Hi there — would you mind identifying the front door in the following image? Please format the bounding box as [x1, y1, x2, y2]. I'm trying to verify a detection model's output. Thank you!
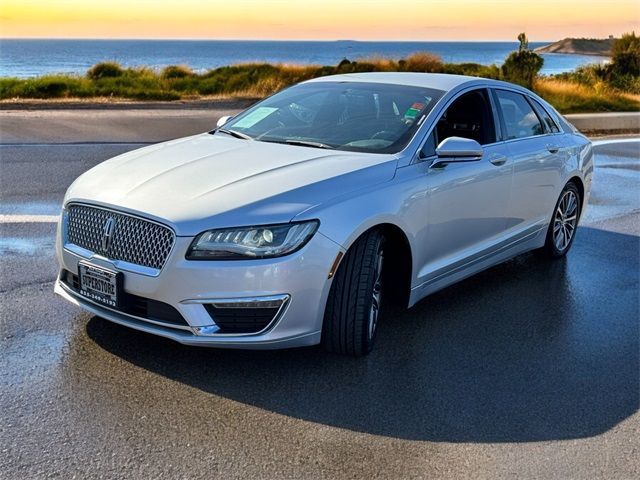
[415, 89, 513, 288]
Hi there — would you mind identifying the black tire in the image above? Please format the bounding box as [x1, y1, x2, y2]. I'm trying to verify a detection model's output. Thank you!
[540, 182, 581, 259]
[321, 230, 385, 356]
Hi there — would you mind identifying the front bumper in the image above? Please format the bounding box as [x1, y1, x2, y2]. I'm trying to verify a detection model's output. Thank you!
[55, 227, 343, 349]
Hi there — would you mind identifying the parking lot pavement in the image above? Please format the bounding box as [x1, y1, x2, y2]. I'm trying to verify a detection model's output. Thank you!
[0, 136, 638, 479]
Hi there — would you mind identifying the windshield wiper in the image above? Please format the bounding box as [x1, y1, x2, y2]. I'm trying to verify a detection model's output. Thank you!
[283, 139, 334, 150]
[215, 128, 253, 140]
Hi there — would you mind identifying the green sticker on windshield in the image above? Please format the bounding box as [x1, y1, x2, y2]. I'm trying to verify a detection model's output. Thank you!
[233, 107, 278, 128]
[404, 107, 420, 119]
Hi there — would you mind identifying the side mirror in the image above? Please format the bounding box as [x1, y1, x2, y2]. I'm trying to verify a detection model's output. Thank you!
[432, 136, 483, 167]
[216, 115, 233, 128]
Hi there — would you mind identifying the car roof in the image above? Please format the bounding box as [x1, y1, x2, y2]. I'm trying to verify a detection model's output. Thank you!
[305, 72, 522, 93]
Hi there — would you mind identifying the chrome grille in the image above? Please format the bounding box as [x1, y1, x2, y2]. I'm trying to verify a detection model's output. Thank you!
[65, 204, 175, 270]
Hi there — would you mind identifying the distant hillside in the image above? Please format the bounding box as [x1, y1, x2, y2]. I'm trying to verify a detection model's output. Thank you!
[534, 38, 614, 56]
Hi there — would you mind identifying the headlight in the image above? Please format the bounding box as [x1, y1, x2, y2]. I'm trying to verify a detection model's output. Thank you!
[186, 221, 319, 260]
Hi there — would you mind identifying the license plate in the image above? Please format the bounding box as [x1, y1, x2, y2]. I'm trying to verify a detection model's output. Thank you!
[78, 262, 121, 308]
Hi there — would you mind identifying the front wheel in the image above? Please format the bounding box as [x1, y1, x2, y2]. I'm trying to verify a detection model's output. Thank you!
[541, 182, 581, 258]
[322, 230, 385, 356]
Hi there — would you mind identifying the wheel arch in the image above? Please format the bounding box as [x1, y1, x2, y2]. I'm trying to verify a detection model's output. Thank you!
[338, 222, 413, 309]
[567, 175, 584, 201]
[567, 175, 585, 218]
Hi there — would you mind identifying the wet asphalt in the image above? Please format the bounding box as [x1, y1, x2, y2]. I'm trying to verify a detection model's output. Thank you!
[0, 127, 639, 479]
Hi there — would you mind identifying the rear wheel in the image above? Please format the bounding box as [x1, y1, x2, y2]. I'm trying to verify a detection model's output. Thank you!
[541, 182, 581, 258]
[322, 230, 385, 356]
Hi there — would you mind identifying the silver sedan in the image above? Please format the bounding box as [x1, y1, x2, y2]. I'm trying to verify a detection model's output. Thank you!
[55, 72, 593, 355]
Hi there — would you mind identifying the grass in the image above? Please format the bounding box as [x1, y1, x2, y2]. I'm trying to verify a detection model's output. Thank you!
[534, 78, 640, 113]
[1, 56, 638, 113]
[0, 72, 182, 101]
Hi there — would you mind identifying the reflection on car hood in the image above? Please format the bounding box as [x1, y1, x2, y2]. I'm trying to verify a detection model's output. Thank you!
[64, 133, 398, 235]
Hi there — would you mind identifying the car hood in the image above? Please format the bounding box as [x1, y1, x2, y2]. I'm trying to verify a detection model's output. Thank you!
[64, 133, 398, 236]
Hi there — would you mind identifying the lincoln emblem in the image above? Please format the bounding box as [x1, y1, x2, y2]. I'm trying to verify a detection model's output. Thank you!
[101, 217, 116, 252]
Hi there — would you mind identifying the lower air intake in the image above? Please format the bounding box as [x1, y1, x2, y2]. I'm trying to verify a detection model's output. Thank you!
[203, 296, 288, 334]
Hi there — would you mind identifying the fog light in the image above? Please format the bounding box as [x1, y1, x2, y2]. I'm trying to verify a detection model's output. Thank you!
[192, 325, 219, 336]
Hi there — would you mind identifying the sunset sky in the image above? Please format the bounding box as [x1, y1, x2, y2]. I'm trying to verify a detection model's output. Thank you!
[2, 0, 639, 41]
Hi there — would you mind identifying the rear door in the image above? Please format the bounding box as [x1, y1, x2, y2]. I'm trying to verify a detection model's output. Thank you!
[492, 89, 566, 235]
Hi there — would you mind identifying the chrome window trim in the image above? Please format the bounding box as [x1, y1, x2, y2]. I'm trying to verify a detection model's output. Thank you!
[528, 96, 562, 134]
[499, 88, 566, 138]
[490, 132, 560, 147]
[63, 202, 176, 277]
[531, 96, 571, 134]
[486, 86, 504, 141]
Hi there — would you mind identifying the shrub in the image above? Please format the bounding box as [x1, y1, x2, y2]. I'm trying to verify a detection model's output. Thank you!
[198, 76, 225, 95]
[335, 59, 356, 73]
[501, 33, 544, 89]
[357, 56, 399, 72]
[609, 73, 640, 94]
[610, 31, 640, 77]
[87, 62, 124, 80]
[18, 76, 85, 98]
[561, 63, 609, 86]
[403, 52, 443, 72]
[33, 80, 68, 97]
[443, 62, 501, 79]
[168, 76, 201, 93]
[0, 78, 23, 98]
[248, 76, 287, 96]
[161, 65, 193, 79]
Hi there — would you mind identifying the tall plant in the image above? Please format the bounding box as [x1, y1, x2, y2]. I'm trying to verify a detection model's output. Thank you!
[502, 33, 544, 89]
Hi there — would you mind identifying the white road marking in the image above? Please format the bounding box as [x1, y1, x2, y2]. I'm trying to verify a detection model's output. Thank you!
[0, 214, 59, 223]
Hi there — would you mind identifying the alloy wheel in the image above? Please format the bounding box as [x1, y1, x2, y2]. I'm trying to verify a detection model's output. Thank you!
[553, 190, 579, 252]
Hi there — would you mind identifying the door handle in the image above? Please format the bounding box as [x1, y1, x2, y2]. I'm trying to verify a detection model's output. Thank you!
[546, 144, 560, 154]
[489, 153, 508, 166]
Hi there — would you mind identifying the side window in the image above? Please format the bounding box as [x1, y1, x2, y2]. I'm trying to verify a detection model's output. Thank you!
[530, 98, 561, 133]
[435, 89, 496, 145]
[494, 90, 545, 140]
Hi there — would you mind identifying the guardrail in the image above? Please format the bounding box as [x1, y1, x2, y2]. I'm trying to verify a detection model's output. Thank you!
[566, 112, 640, 135]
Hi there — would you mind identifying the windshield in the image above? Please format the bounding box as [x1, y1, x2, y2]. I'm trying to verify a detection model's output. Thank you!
[217, 81, 444, 154]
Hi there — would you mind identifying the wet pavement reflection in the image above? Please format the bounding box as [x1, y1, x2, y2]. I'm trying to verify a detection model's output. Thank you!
[1, 139, 638, 478]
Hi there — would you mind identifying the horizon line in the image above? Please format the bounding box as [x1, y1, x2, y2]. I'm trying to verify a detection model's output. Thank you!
[0, 37, 562, 43]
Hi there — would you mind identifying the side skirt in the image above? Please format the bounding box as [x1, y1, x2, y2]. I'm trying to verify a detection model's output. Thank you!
[409, 224, 546, 307]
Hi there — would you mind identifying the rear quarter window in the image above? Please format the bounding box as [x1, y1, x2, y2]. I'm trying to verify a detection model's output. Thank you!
[530, 98, 561, 133]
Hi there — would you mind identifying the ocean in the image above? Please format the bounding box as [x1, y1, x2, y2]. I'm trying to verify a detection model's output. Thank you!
[0, 39, 608, 78]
